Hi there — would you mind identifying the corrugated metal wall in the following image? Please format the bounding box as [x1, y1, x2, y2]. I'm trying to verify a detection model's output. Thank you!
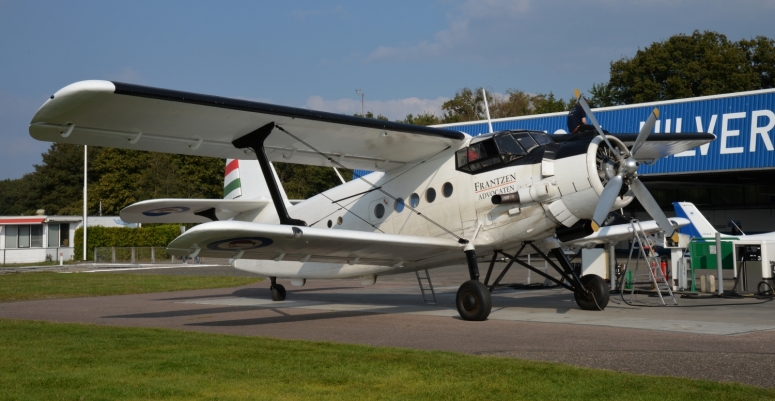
[435, 89, 775, 176]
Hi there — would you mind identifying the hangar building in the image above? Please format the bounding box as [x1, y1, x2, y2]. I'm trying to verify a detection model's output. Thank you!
[433, 89, 775, 234]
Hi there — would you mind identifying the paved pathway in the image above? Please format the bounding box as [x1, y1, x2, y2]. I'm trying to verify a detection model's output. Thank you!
[0, 265, 773, 388]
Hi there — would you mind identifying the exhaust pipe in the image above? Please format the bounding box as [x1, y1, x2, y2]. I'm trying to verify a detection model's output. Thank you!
[555, 220, 595, 243]
[491, 193, 520, 205]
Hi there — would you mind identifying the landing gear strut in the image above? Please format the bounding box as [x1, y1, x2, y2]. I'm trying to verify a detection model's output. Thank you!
[482, 242, 609, 311]
[456, 249, 492, 321]
[269, 277, 286, 301]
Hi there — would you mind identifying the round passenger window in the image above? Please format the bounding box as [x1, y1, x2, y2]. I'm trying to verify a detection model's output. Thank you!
[442, 182, 453, 197]
[374, 203, 385, 219]
[327, 220, 332, 228]
[395, 198, 405, 213]
[410, 193, 420, 208]
[426, 188, 436, 203]
[337, 216, 343, 225]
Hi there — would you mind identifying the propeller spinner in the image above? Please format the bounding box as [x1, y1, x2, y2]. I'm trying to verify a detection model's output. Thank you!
[574, 90, 678, 242]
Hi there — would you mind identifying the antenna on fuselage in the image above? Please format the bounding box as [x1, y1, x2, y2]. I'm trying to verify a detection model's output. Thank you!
[482, 88, 494, 134]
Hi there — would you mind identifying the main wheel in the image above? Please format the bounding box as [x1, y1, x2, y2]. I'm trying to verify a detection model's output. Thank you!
[456, 280, 492, 321]
[271, 284, 287, 301]
[574, 275, 609, 310]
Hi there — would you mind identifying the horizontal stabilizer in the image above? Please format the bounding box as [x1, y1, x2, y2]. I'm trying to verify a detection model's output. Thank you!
[120, 198, 271, 223]
[167, 221, 464, 265]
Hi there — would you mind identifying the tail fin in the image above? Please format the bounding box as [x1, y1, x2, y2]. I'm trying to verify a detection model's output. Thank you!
[672, 202, 719, 238]
[224, 159, 291, 207]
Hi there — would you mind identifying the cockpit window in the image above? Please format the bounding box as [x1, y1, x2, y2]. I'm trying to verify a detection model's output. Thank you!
[530, 132, 554, 145]
[513, 133, 539, 153]
[494, 134, 526, 163]
[456, 131, 550, 174]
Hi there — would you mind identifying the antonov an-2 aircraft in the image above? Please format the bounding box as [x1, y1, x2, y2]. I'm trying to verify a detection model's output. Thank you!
[29, 81, 714, 321]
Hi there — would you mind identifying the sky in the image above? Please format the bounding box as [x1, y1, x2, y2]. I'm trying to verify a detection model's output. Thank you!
[1, 0, 774, 180]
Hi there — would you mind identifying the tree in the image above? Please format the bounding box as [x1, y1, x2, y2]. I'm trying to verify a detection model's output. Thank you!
[595, 30, 773, 106]
[402, 112, 441, 126]
[440, 87, 492, 123]
[355, 111, 388, 121]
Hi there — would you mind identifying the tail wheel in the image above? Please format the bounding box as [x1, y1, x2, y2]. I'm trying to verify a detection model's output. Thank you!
[456, 280, 492, 321]
[575, 275, 609, 310]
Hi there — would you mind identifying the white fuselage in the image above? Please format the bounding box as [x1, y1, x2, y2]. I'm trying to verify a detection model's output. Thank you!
[233, 135, 632, 281]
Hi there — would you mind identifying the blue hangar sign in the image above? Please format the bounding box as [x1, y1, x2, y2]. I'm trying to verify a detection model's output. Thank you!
[434, 89, 775, 176]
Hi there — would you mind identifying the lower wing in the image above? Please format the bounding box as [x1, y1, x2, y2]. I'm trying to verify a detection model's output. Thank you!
[168, 221, 464, 266]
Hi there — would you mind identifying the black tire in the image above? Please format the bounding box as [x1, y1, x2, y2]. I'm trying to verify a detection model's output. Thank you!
[456, 280, 492, 321]
[574, 275, 609, 310]
[271, 284, 287, 301]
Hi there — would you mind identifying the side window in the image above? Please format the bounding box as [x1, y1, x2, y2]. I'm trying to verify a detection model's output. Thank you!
[409, 193, 420, 208]
[513, 133, 539, 153]
[531, 132, 554, 145]
[442, 182, 453, 197]
[5, 225, 18, 248]
[426, 188, 436, 203]
[494, 135, 526, 163]
[374, 203, 385, 219]
[395, 198, 405, 212]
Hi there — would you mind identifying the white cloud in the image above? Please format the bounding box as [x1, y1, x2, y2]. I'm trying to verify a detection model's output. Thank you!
[105, 67, 145, 84]
[303, 95, 449, 121]
[367, 0, 531, 63]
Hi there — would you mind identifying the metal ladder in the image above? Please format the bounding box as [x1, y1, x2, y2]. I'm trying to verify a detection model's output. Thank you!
[415, 269, 437, 304]
[623, 219, 678, 306]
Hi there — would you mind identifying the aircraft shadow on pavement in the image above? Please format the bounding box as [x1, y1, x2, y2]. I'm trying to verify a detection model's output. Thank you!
[185, 308, 381, 327]
[102, 306, 264, 319]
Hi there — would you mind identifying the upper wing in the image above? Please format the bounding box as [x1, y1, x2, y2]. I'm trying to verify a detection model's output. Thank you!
[120, 198, 271, 224]
[561, 217, 690, 248]
[611, 133, 715, 160]
[167, 220, 464, 266]
[29, 81, 466, 172]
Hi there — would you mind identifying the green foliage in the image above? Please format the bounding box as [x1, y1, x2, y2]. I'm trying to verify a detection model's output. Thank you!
[440, 87, 490, 123]
[598, 30, 775, 105]
[0, 272, 261, 301]
[0, 144, 225, 216]
[354, 111, 389, 120]
[1, 319, 772, 400]
[274, 163, 353, 199]
[74, 225, 183, 261]
[90, 148, 224, 215]
[402, 112, 441, 126]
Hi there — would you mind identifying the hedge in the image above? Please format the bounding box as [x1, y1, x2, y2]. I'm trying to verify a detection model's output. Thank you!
[74, 225, 183, 261]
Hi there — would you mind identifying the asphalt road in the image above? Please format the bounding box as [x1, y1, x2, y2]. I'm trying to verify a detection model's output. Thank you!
[1, 263, 773, 388]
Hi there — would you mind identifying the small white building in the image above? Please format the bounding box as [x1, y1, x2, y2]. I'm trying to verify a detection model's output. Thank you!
[0, 214, 133, 265]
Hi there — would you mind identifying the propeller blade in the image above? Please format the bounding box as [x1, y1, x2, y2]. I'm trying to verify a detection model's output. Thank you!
[630, 108, 659, 157]
[592, 175, 623, 231]
[574, 89, 621, 161]
[630, 177, 677, 239]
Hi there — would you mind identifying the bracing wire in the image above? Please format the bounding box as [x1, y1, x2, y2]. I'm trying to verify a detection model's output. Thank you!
[275, 124, 468, 244]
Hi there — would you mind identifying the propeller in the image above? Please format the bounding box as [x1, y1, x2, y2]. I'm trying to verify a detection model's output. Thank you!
[575, 90, 678, 241]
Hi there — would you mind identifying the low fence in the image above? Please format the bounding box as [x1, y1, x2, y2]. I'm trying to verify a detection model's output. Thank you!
[93, 247, 230, 265]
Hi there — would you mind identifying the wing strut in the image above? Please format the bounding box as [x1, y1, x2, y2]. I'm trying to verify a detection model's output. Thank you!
[232, 122, 307, 226]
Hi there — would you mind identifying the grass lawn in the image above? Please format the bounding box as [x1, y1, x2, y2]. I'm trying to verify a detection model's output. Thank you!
[0, 272, 262, 302]
[0, 319, 772, 400]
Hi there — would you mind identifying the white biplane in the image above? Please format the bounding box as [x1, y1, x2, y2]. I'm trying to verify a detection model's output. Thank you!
[29, 81, 713, 320]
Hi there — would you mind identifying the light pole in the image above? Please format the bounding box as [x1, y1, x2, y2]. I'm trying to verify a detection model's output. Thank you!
[355, 89, 364, 117]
